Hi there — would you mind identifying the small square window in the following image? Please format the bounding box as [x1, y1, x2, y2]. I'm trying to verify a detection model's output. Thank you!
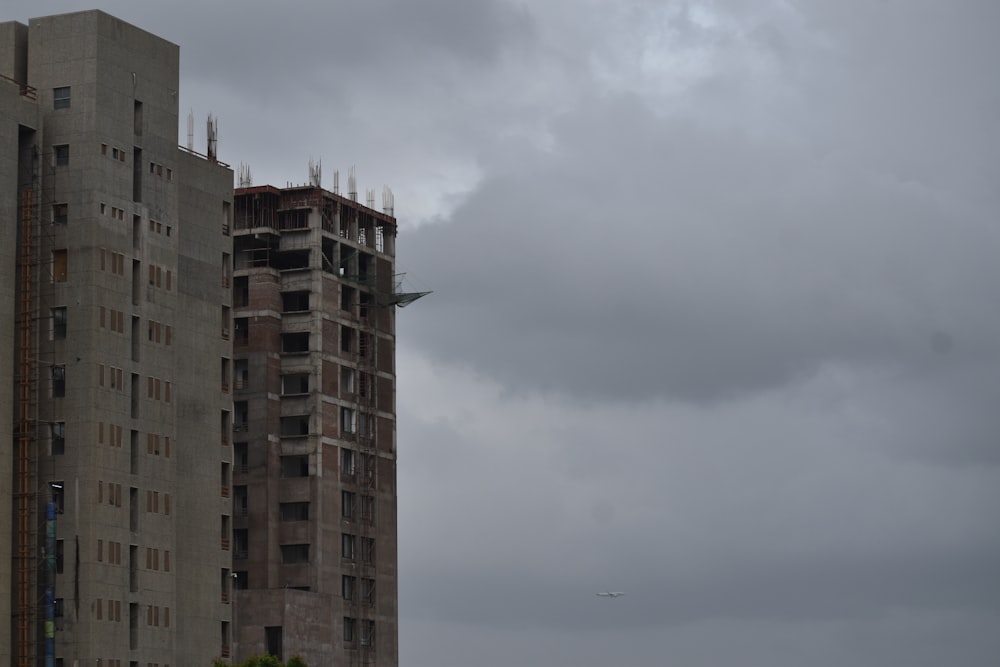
[54, 144, 69, 166]
[53, 86, 70, 110]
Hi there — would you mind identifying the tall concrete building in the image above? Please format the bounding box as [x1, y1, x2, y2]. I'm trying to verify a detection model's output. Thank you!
[1, 11, 234, 666]
[230, 180, 416, 666]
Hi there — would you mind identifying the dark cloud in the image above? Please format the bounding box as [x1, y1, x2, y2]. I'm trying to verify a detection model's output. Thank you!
[401, 92, 1000, 403]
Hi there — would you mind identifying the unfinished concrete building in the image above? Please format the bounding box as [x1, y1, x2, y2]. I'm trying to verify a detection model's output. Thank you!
[1, 11, 234, 666]
[231, 178, 419, 666]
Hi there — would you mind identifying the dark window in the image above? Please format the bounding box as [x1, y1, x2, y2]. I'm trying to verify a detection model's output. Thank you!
[279, 502, 309, 522]
[279, 416, 309, 437]
[280, 544, 309, 564]
[281, 291, 310, 312]
[234, 529, 248, 559]
[361, 537, 375, 563]
[234, 318, 248, 345]
[341, 533, 356, 560]
[279, 455, 309, 478]
[280, 332, 309, 354]
[52, 203, 67, 225]
[361, 620, 375, 647]
[343, 617, 356, 642]
[265, 626, 283, 661]
[55, 539, 64, 574]
[53, 86, 70, 109]
[342, 575, 356, 600]
[54, 144, 69, 166]
[52, 307, 66, 339]
[340, 448, 355, 476]
[51, 366, 65, 397]
[342, 491, 355, 519]
[51, 422, 65, 455]
[281, 373, 309, 395]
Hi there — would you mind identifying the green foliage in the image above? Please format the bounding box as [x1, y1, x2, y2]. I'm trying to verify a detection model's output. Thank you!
[214, 655, 307, 667]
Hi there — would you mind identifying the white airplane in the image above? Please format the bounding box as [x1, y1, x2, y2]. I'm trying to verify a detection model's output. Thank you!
[595, 591, 626, 598]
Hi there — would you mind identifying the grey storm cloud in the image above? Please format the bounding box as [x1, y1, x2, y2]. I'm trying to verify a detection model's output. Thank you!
[401, 92, 1000, 403]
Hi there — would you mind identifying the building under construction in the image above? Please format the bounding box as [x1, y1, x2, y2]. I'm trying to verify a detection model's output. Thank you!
[1, 11, 234, 666]
[230, 172, 420, 665]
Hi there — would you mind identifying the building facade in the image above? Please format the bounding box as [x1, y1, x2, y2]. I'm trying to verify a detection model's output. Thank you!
[1, 11, 234, 666]
[231, 183, 404, 666]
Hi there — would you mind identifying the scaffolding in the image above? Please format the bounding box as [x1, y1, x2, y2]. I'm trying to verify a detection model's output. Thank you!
[15, 180, 38, 667]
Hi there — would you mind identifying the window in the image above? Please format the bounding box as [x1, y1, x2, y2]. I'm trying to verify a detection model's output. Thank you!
[342, 575, 356, 600]
[280, 544, 309, 564]
[234, 318, 248, 345]
[280, 502, 309, 522]
[54, 144, 69, 166]
[361, 537, 375, 564]
[341, 407, 356, 434]
[340, 448, 355, 476]
[51, 422, 65, 455]
[281, 373, 309, 395]
[49, 482, 64, 513]
[52, 307, 66, 339]
[279, 455, 309, 478]
[234, 529, 248, 559]
[281, 291, 309, 312]
[341, 491, 355, 519]
[340, 367, 355, 394]
[280, 332, 309, 354]
[51, 366, 66, 397]
[53, 86, 71, 109]
[361, 495, 374, 523]
[343, 617, 356, 643]
[279, 415, 309, 437]
[52, 203, 68, 224]
[52, 249, 67, 282]
[341, 533, 356, 560]
[361, 620, 375, 647]
[362, 577, 375, 604]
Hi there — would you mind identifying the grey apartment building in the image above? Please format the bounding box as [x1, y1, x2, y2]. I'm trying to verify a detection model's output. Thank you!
[1, 11, 234, 666]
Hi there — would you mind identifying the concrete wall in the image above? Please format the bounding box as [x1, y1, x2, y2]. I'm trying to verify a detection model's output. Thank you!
[0, 48, 40, 667]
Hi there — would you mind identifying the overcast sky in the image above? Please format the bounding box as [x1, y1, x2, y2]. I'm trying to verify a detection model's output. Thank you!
[10, 1, 1000, 665]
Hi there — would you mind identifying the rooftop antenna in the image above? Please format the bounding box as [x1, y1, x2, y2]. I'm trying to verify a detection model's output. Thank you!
[186, 110, 194, 151]
[237, 162, 252, 188]
[366, 188, 376, 209]
[206, 114, 218, 161]
[333, 169, 340, 195]
[308, 158, 322, 187]
[348, 165, 357, 202]
[382, 186, 394, 217]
